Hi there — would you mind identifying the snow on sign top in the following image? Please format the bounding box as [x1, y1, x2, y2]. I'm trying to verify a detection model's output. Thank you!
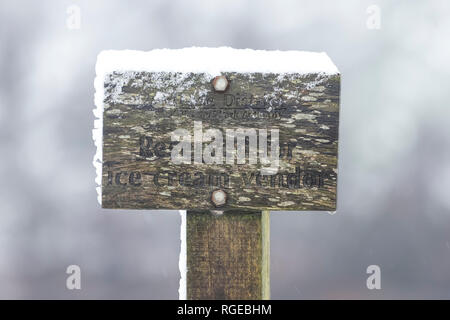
[95, 47, 339, 77]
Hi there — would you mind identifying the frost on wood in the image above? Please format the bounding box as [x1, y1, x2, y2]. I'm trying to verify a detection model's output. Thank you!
[94, 47, 340, 211]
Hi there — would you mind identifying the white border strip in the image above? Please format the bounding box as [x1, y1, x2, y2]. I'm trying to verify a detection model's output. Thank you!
[178, 210, 187, 300]
[93, 55, 104, 205]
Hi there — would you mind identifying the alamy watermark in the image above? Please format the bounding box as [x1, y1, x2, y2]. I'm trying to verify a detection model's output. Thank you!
[66, 265, 81, 290]
[366, 265, 381, 290]
[170, 121, 280, 174]
[366, 5, 381, 30]
[66, 5, 81, 30]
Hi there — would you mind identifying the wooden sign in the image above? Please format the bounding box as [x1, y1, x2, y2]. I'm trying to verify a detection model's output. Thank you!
[94, 48, 340, 211]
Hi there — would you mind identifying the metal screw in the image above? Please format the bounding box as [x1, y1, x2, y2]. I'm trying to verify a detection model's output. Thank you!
[211, 189, 227, 207]
[212, 75, 229, 92]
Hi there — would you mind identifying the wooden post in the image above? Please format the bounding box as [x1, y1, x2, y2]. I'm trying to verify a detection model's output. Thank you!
[186, 210, 270, 300]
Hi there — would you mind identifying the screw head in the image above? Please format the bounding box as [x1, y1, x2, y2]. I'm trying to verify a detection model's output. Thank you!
[211, 189, 227, 207]
[212, 75, 229, 92]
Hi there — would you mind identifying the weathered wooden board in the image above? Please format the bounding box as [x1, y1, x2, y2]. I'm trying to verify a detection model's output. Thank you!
[186, 210, 270, 300]
[100, 65, 339, 210]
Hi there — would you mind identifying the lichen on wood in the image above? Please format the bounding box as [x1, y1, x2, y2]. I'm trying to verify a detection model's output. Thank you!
[101, 71, 340, 211]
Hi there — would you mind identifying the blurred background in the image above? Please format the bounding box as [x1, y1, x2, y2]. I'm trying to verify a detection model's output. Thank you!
[0, 0, 449, 299]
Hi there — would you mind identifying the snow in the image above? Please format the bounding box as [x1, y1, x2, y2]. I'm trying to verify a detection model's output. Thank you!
[95, 47, 339, 77]
[92, 109, 102, 204]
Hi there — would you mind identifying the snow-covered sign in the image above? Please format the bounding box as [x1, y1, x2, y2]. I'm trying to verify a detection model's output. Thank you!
[93, 47, 340, 211]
